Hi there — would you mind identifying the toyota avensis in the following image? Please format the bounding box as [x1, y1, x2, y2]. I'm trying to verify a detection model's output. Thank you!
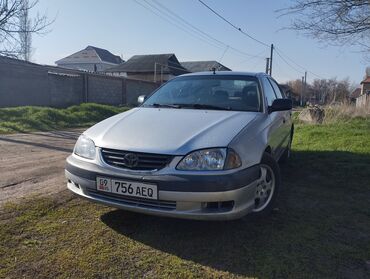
[65, 71, 293, 220]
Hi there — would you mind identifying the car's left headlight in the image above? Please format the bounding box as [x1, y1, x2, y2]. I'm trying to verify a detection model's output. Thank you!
[176, 148, 241, 171]
[74, 134, 96, 160]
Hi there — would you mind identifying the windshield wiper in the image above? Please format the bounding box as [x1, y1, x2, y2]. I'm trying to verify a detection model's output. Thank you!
[174, 103, 232, 111]
[149, 103, 181, 109]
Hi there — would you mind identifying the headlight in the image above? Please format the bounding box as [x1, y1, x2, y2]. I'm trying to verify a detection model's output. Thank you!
[176, 148, 241, 171]
[74, 135, 96, 159]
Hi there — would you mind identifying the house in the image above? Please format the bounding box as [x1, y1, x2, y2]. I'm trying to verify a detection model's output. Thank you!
[180, 60, 231, 72]
[55, 46, 124, 72]
[350, 88, 361, 103]
[104, 53, 189, 82]
[360, 76, 370, 96]
[355, 68, 370, 107]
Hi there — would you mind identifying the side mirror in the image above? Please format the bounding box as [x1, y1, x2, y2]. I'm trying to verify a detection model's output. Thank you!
[137, 95, 147, 105]
[268, 99, 292, 113]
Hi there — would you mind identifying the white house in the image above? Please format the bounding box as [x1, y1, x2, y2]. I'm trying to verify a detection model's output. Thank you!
[55, 46, 123, 72]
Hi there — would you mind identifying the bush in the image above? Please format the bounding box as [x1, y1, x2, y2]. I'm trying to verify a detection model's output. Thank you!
[323, 103, 370, 123]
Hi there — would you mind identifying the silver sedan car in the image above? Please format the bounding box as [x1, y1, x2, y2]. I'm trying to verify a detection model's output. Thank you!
[65, 72, 293, 220]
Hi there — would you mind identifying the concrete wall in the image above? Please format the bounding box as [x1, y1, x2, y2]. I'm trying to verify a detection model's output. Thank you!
[0, 59, 50, 107]
[126, 73, 173, 83]
[88, 75, 124, 105]
[0, 57, 159, 108]
[57, 62, 117, 72]
[48, 72, 84, 107]
[126, 79, 159, 106]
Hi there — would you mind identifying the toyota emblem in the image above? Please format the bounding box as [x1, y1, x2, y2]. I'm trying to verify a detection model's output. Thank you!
[123, 153, 139, 168]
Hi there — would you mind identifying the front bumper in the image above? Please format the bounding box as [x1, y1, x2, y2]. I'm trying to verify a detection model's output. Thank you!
[65, 155, 260, 220]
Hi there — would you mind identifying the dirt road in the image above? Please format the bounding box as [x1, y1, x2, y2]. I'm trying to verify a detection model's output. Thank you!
[0, 130, 83, 206]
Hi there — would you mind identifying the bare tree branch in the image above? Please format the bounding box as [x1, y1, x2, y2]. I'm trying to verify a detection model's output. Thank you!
[0, 0, 53, 60]
[278, 0, 370, 60]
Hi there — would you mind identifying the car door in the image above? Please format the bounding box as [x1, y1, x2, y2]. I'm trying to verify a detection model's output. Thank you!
[261, 77, 284, 160]
[268, 77, 292, 150]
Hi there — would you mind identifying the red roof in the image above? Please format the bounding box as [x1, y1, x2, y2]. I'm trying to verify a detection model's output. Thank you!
[361, 76, 370, 84]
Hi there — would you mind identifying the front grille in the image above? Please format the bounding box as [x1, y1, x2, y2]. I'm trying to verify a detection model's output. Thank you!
[101, 148, 172, 171]
[87, 189, 176, 211]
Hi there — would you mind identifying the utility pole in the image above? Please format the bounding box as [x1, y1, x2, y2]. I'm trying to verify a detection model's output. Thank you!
[301, 76, 304, 107]
[269, 44, 274, 76]
[304, 71, 307, 103]
[265, 58, 270, 74]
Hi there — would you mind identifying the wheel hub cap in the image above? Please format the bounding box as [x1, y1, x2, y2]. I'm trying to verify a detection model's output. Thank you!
[253, 164, 275, 212]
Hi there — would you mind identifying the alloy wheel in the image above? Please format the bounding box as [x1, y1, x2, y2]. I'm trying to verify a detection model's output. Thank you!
[253, 164, 275, 212]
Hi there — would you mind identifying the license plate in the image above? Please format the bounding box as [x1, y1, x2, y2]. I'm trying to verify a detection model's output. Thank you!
[96, 177, 158, 200]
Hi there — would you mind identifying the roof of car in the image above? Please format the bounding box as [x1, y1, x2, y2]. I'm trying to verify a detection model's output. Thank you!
[179, 71, 266, 77]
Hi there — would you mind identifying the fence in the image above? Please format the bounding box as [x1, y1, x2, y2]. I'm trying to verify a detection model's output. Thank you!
[356, 94, 370, 108]
[0, 56, 159, 108]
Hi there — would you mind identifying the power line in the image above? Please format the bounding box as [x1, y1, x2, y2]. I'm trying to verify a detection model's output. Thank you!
[134, 0, 265, 60]
[274, 46, 325, 79]
[234, 49, 267, 67]
[274, 48, 304, 75]
[197, 0, 270, 48]
[144, 0, 225, 49]
[136, 0, 325, 80]
[217, 45, 229, 63]
[151, 0, 225, 48]
[273, 58, 300, 81]
[133, 0, 224, 51]
[148, 0, 263, 59]
[197, 0, 327, 80]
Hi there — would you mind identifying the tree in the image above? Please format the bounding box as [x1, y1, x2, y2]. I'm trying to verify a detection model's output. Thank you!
[286, 79, 305, 103]
[279, 0, 370, 57]
[0, 0, 51, 59]
[310, 78, 350, 104]
[285, 78, 351, 105]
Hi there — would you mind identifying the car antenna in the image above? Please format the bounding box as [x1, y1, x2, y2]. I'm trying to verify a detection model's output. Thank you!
[212, 67, 216, 74]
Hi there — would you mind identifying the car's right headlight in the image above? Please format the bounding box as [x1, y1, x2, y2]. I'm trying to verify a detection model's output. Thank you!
[176, 148, 242, 171]
[74, 134, 96, 160]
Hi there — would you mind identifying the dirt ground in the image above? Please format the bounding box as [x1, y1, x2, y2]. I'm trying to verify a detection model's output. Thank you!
[0, 130, 83, 206]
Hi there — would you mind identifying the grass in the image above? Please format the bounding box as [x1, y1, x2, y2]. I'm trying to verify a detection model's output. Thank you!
[323, 104, 370, 124]
[0, 103, 129, 134]
[1, 118, 370, 278]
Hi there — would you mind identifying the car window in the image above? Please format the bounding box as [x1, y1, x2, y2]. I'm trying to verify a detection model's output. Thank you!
[144, 75, 262, 112]
[268, 78, 283, 99]
[261, 77, 277, 106]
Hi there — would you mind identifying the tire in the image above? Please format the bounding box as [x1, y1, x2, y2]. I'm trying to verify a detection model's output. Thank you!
[251, 152, 281, 217]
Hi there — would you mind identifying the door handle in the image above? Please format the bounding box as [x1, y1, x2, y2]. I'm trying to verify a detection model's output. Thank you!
[283, 118, 286, 124]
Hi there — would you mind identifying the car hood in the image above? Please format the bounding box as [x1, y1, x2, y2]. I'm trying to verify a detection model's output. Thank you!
[84, 107, 257, 155]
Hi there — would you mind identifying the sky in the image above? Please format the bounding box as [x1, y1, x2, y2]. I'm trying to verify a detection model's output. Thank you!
[30, 0, 369, 85]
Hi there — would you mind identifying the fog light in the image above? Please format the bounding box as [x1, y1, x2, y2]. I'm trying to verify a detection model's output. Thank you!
[202, 201, 235, 212]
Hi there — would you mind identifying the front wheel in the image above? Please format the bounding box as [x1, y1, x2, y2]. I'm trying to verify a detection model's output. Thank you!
[251, 152, 281, 217]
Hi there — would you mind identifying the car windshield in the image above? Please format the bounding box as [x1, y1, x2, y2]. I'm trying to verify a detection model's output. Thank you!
[143, 75, 262, 112]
